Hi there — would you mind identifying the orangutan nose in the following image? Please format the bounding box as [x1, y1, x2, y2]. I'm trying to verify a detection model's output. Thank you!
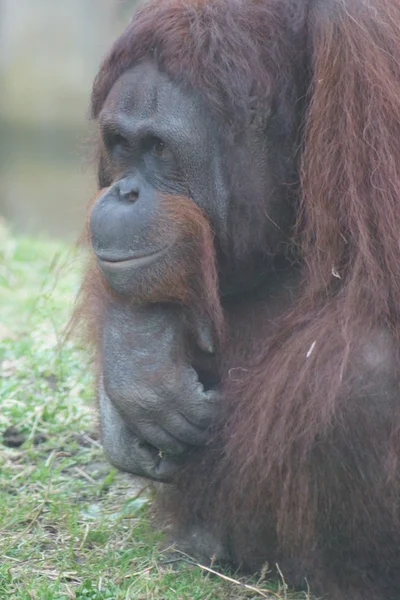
[117, 177, 140, 203]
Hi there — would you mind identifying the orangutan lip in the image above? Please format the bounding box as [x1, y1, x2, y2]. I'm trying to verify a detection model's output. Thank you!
[97, 247, 170, 270]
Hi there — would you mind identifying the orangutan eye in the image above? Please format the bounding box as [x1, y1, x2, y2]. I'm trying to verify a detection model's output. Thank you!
[104, 131, 131, 156]
[148, 137, 174, 161]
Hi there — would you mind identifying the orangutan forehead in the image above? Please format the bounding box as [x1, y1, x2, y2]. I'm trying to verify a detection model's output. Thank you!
[99, 62, 211, 128]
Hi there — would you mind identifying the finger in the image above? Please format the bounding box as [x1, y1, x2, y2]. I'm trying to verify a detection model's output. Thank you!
[139, 421, 189, 456]
[192, 313, 215, 354]
[153, 455, 183, 482]
[163, 412, 210, 446]
[118, 437, 182, 483]
[134, 439, 182, 482]
[182, 387, 221, 429]
[98, 379, 178, 481]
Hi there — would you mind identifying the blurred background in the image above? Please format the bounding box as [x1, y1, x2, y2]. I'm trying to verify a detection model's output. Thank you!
[0, 0, 138, 240]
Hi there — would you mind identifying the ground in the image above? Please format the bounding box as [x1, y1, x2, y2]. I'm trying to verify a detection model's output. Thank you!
[0, 221, 307, 600]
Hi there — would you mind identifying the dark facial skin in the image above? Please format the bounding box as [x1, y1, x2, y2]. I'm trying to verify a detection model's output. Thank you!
[90, 62, 229, 295]
[91, 62, 296, 297]
[89, 62, 297, 480]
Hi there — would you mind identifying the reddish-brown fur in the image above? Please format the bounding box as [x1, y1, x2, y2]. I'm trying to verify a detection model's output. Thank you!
[76, 1, 400, 598]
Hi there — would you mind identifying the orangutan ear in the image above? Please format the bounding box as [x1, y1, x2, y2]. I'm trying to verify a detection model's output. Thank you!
[301, 0, 400, 305]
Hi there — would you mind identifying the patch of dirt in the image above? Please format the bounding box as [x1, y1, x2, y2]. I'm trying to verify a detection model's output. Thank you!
[2, 425, 26, 448]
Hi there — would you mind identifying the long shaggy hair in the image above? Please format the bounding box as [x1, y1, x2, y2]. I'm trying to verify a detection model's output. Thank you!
[82, 1, 400, 598]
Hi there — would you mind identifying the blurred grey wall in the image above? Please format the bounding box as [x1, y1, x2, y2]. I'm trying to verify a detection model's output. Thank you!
[0, 0, 137, 239]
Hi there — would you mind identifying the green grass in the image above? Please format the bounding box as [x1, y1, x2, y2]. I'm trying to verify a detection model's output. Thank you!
[0, 221, 303, 600]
